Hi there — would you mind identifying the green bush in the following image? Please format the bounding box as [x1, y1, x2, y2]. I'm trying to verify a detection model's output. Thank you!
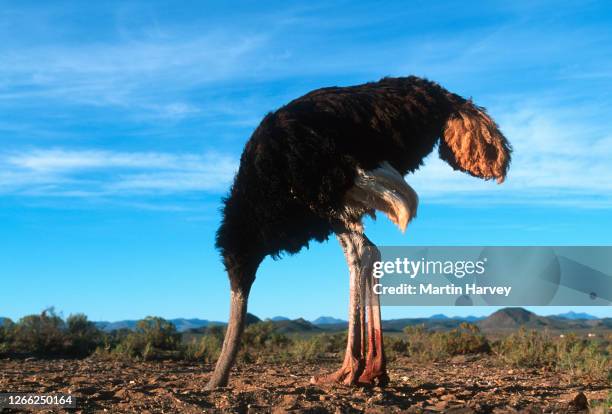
[65, 313, 102, 357]
[0, 318, 15, 354]
[403, 323, 490, 361]
[290, 333, 346, 361]
[384, 336, 409, 361]
[240, 322, 292, 362]
[242, 322, 290, 348]
[110, 317, 182, 360]
[493, 328, 556, 368]
[557, 336, 609, 382]
[0, 310, 104, 357]
[494, 329, 611, 382]
[183, 326, 224, 362]
[12, 309, 67, 356]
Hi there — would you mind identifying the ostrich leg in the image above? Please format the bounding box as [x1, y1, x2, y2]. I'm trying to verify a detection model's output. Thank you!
[311, 230, 388, 386]
[312, 161, 418, 387]
[311, 229, 367, 385]
[206, 264, 258, 390]
[358, 236, 389, 386]
[342, 162, 418, 386]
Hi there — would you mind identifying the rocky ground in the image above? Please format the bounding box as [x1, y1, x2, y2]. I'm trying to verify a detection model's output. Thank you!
[0, 355, 609, 413]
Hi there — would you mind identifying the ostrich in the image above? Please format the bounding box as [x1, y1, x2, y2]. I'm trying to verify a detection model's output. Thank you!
[205, 76, 511, 389]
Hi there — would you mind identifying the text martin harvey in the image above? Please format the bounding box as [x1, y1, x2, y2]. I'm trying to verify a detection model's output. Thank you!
[374, 283, 512, 296]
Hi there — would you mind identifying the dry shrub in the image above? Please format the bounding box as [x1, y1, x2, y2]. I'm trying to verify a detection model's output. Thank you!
[292, 333, 346, 362]
[240, 321, 292, 362]
[183, 326, 224, 363]
[403, 323, 490, 361]
[494, 329, 611, 382]
[0, 309, 102, 358]
[103, 317, 182, 361]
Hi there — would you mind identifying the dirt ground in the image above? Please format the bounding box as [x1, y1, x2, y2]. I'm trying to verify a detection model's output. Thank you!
[0, 356, 609, 413]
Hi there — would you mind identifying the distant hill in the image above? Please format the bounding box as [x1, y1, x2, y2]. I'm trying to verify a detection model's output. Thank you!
[312, 316, 347, 325]
[268, 316, 290, 321]
[95, 320, 139, 332]
[382, 317, 465, 332]
[269, 318, 322, 334]
[382, 309, 607, 333]
[428, 314, 485, 322]
[245, 313, 261, 326]
[380, 315, 485, 332]
[95, 318, 225, 333]
[552, 311, 597, 320]
[188, 316, 321, 334]
[478, 308, 547, 331]
[461, 315, 486, 322]
[476, 308, 605, 332]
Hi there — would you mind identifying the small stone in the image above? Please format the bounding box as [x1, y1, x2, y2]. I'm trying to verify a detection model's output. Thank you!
[281, 394, 298, 409]
[434, 387, 446, 396]
[570, 392, 588, 410]
[114, 389, 128, 399]
[74, 386, 97, 395]
[367, 394, 384, 405]
[445, 407, 476, 414]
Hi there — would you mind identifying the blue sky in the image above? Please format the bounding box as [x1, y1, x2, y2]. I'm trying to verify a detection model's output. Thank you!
[1, 0, 611, 322]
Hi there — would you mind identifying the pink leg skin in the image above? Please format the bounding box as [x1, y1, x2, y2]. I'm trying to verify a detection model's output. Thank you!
[311, 231, 365, 385]
[358, 239, 389, 386]
[311, 231, 389, 387]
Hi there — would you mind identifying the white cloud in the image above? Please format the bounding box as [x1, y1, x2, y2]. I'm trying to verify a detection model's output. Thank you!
[0, 149, 238, 196]
[0, 29, 268, 120]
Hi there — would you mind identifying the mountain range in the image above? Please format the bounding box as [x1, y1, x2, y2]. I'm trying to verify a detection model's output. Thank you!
[475, 308, 610, 332]
[90, 309, 612, 333]
[551, 311, 598, 320]
[2, 309, 609, 333]
[93, 318, 225, 332]
[312, 316, 346, 325]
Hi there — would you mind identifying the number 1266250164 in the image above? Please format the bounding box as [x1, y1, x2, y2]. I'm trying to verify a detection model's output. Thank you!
[0, 393, 76, 408]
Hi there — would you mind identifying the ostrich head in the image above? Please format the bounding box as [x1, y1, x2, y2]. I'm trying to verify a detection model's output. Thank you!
[439, 101, 512, 183]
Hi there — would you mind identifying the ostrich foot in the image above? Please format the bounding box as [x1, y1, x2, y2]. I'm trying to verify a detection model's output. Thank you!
[310, 356, 364, 386]
[358, 367, 389, 387]
[358, 327, 388, 386]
